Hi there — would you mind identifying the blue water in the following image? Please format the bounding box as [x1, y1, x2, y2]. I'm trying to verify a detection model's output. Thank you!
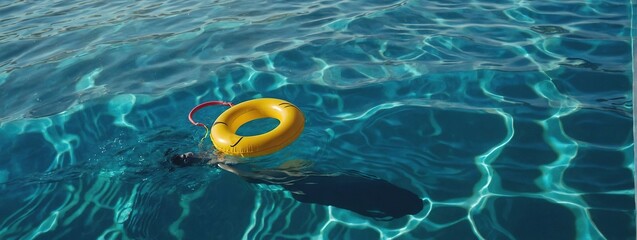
[0, 0, 634, 239]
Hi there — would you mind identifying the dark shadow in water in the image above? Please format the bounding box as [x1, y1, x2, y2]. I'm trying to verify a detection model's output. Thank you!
[168, 152, 424, 220]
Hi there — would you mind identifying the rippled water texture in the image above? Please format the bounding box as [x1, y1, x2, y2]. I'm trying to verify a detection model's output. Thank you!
[0, 0, 634, 239]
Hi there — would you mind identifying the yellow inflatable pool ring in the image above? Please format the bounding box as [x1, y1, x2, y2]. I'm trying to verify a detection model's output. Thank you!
[210, 98, 304, 157]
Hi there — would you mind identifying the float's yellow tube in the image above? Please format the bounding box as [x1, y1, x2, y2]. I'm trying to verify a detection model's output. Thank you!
[210, 98, 305, 157]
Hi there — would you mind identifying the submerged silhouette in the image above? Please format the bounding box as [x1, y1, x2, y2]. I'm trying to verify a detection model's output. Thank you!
[168, 152, 424, 220]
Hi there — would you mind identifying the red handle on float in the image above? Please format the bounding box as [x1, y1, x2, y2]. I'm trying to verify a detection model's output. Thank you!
[188, 101, 233, 129]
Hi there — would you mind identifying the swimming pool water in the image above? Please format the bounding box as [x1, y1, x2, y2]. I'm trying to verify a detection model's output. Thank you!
[0, 0, 634, 239]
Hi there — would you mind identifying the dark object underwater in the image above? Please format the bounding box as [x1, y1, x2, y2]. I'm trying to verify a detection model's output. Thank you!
[169, 153, 424, 220]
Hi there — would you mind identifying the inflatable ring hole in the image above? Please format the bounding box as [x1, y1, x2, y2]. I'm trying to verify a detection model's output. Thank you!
[236, 117, 281, 136]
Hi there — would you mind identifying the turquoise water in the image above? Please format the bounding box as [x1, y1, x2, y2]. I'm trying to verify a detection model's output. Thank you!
[0, 0, 634, 239]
